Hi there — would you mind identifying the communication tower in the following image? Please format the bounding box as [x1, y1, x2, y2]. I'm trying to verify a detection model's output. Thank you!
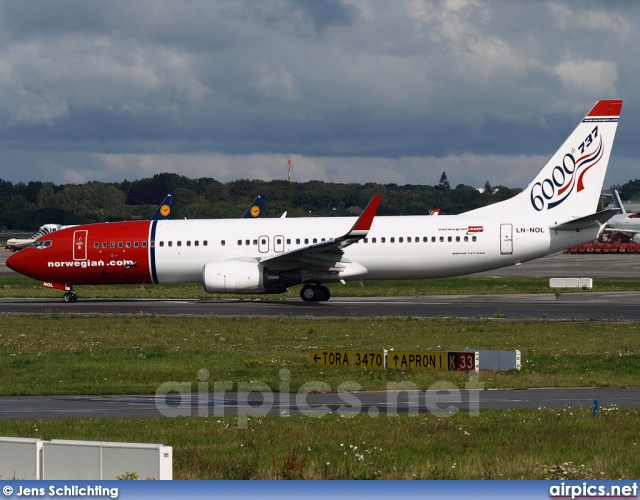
[286, 157, 293, 183]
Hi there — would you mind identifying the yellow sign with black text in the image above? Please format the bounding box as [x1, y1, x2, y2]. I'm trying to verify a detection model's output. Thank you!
[353, 350, 385, 370]
[309, 349, 352, 368]
[388, 351, 446, 370]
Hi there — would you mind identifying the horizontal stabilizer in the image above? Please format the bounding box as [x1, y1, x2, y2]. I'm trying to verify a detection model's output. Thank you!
[551, 208, 619, 232]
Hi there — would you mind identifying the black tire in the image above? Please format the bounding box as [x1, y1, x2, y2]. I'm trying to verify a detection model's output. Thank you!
[300, 285, 318, 302]
[318, 285, 331, 301]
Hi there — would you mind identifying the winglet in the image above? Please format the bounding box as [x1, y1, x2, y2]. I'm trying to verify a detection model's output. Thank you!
[343, 194, 382, 238]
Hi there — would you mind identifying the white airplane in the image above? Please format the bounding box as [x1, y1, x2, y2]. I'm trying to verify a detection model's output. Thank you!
[6, 100, 623, 302]
[5, 224, 63, 252]
[604, 190, 640, 242]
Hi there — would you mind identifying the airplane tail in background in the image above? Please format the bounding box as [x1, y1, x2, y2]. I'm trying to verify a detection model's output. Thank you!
[464, 100, 623, 223]
[150, 194, 174, 220]
[613, 189, 627, 214]
[243, 195, 264, 218]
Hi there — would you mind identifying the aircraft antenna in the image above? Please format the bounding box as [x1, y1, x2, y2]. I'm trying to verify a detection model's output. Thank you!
[286, 157, 293, 183]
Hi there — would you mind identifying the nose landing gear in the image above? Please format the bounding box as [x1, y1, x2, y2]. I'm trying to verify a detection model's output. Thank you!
[63, 290, 77, 302]
[300, 284, 331, 302]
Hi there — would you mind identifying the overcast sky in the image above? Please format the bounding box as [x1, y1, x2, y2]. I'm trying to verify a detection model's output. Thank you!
[1, 0, 638, 190]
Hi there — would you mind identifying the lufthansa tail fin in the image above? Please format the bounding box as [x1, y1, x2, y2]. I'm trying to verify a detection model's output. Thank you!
[149, 194, 174, 220]
[464, 100, 623, 223]
[243, 195, 264, 218]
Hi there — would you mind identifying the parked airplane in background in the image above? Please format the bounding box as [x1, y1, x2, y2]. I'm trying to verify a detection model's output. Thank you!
[604, 189, 640, 242]
[7, 100, 623, 302]
[149, 193, 174, 220]
[5, 224, 63, 252]
[243, 196, 264, 218]
[5, 194, 176, 253]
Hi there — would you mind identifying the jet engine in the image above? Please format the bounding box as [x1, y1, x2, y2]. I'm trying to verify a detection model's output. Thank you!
[203, 260, 266, 293]
[633, 234, 640, 244]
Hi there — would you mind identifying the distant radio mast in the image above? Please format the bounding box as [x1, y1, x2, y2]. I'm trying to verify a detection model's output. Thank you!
[286, 157, 293, 183]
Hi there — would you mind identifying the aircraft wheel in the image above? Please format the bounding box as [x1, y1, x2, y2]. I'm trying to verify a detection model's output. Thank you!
[63, 292, 72, 303]
[318, 285, 331, 301]
[300, 285, 318, 302]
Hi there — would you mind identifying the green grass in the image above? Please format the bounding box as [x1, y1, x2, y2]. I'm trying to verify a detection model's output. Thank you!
[4, 275, 640, 300]
[1, 278, 639, 480]
[0, 409, 638, 479]
[0, 316, 639, 394]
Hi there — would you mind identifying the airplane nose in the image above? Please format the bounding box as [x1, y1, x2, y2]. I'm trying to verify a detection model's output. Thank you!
[6, 250, 27, 274]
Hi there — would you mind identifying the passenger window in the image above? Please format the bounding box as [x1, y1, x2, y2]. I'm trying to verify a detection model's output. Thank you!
[134, 241, 139, 248]
[238, 240, 242, 245]
[102, 242, 107, 248]
[195, 241, 199, 246]
[296, 238, 300, 244]
[423, 237, 428, 243]
[456, 236, 460, 242]
[159, 241, 164, 247]
[439, 237, 444, 242]
[118, 242, 123, 248]
[143, 241, 147, 248]
[305, 238, 309, 244]
[406, 237, 411, 243]
[204, 241, 208, 246]
[433, 237, 437, 242]
[372, 237, 376, 243]
[221, 241, 225, 246]
[252, 240, 257, 245]
[110, 242, 115, 248]
[187, 241, 191, 247]
[390, 237, 395, 243]
[177, 241, 182, 247]
[381, 237, 386, 243]
[168, 241, 173, 247]
[247, 240, 251, 246]
[126, 241, 131, 248]
[399, 237, 404, 243]
[464, 236, 468, 242]
[94, 242, 99, 248]
[472, 236, 477, 242]
[447, 236, 452, 242]
[313, 238, 317, 243]
[364, 238, 368, 243]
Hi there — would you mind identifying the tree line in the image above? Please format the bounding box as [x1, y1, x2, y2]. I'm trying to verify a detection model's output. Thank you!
[0, 171, 525, 231]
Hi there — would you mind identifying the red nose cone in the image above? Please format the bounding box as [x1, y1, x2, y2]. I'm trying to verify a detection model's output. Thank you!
[6, 250, 27, 275]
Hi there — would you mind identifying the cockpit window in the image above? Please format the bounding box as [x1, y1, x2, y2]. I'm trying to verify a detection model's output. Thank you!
[32, 240, 52, 249]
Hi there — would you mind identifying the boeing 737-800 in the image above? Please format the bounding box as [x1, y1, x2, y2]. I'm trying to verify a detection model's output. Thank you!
[7, 100, 623, 302]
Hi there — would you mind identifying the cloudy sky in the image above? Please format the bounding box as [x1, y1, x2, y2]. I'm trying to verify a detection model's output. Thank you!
[1, 0, 638, 190]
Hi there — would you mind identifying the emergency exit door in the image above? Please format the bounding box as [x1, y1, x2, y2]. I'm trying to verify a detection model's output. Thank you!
[500, 224, 513, 255]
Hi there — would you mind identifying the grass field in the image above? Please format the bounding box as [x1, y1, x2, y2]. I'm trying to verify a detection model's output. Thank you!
[0, 315, 638, 394]
[0, 409, 638, 479]
[1, 277, 639, 479]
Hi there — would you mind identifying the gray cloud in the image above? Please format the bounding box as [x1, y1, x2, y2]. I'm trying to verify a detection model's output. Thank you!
[0, 0, 638, 189]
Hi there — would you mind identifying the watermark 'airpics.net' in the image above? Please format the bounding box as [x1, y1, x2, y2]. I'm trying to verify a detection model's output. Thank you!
[154, 368, 484, 428]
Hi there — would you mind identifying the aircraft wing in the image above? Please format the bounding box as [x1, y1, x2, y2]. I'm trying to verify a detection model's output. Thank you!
[550, 209, 619, 232]
[259, 195, 381, 271]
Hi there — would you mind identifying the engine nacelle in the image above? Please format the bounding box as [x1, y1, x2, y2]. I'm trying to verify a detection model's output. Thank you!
[633, 234, 640, 244]
[203, 260, 265, 293]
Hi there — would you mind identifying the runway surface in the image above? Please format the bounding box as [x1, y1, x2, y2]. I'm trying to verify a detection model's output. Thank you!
[1, 388, 638, 421]
[2, 250, 640, 419]
[2, 292, 640, 320]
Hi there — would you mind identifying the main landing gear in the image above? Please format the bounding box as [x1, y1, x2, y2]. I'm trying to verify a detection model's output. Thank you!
[300, 284, 331, 302]
[63, 290, 77, 303]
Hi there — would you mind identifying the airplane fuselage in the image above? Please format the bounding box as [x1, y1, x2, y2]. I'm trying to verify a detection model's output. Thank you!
[8, 214, 596, 290]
